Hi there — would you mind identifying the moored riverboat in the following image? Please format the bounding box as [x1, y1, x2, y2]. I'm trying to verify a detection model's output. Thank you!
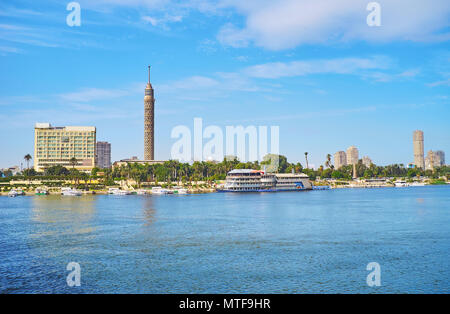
[218, 169, 312, 192]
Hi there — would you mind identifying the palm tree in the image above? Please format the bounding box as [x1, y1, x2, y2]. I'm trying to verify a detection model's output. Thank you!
[69, 157, 78, 169]
[325, 154, 332, 169]
[24, 154, 32, 169]
[304, 152, 309, 169]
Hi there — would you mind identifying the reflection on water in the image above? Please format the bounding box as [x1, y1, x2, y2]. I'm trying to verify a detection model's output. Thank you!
[31, 195, 97, 237]
[142, 197, 156, 226]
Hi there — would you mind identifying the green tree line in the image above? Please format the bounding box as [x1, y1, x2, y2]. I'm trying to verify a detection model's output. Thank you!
[2, 154, 448, 184]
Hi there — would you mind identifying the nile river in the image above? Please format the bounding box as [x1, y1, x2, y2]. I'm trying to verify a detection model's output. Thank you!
[1, 186, 449, 293]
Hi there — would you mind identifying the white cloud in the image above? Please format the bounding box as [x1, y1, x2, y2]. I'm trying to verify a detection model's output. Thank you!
[58, 87, 132, 102]
[217, 0, 450, 50]
[142, 16, 158, 26]
[0, 7, 43, 17]
[428, 79, 450, 87]
[242, 56, 391, 79]
[141, 14, 183, 27]
[159, 76, 219, 91]
[0, 45, 23, 55]
[361, 68, 420, 82]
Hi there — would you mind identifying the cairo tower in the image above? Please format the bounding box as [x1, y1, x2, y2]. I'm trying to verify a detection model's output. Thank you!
[144, 66, 155, 160]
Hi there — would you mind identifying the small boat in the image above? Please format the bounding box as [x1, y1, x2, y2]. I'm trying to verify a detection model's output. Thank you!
[151, 187, 169, 195]
[136, 189, 147, 195]
[174, 188, 188, 194]
[108, 188, 131, 195]
[61, 187, 82, 196]
[410, 182, 426, 187]
[35, 188, 49, 195]
[394, 181, 409, 187]
[108, 188, 117, 194]
[8, 190, 19, 197]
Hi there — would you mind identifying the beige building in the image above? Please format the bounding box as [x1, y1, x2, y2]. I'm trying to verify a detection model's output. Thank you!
[413, 130, 424, 169]
[34, 123, 96, 172]
[334, 151, 347, 170]
[346, 146, 359, 165]
[425, 150, 445, 170]
[362, 156, 373, 167]
[425, 150, 434, 171]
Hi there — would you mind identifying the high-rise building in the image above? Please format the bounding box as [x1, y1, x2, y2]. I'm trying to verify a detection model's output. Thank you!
[346, 146, 359, 165]
[334, 151, 347, 169]
[426, 150, 445, 170]
[144, 66, 155, 160]
[34, 123, 96, 172]
[362, 156, 373, 167]
[425, 150, 435, 170]
[96, 141, 111, 169]
[435, 150, 445, 166]
[413, 130, 424, 169]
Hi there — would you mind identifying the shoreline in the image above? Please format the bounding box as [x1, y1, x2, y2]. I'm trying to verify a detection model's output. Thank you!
[1, 184, 448, 196]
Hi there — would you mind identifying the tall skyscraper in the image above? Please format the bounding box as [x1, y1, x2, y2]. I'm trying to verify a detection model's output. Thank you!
[425, 150, 435, 170]
[96, 141, 111, 169]
[413, 130, 424, 169]
[144, 66, 155, 160]
[334, 151, 347, 169]
[426, 150, 445, 170]
[346, 146, 359, 165]
[435, 150, 445, 166]
[34, 123, 96, 172]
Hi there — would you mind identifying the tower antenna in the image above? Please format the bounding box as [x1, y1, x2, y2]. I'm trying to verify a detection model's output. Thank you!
[148, 65, 151, 84]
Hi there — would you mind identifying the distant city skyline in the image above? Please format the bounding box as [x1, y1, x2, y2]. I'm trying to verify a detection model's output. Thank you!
[1, 0, 449, 168]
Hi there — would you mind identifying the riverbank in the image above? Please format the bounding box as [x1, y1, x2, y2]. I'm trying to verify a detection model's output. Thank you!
[1, 177, 448, 196]
[0, 183, 450, 196]
[0, 187, 217, 196]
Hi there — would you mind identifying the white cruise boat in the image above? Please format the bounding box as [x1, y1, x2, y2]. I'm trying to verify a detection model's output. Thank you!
[61, 187, 82, 196]
[220, 169, 312, 192]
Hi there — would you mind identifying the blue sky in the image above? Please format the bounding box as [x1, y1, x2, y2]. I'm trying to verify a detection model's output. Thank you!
[0, 0, 449, 169]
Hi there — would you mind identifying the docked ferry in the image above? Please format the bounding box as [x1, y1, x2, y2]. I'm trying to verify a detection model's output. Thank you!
[219, 169, 312, 192]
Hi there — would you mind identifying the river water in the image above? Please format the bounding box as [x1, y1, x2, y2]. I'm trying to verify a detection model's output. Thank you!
[0, 186, 449, 293]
